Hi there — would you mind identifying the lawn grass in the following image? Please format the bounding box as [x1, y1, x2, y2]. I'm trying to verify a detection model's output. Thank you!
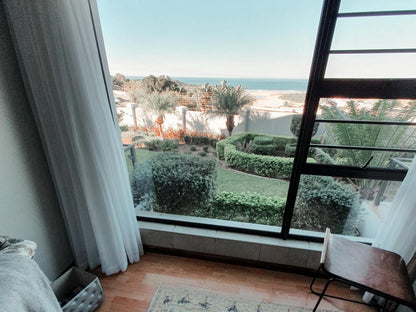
[217, 166, 289, 198]
[128, 149, 289, 198]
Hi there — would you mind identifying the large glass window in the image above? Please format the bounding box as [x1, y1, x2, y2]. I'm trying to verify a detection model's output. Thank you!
[98, 0, 416, 241]
[98, 0, 322, 230]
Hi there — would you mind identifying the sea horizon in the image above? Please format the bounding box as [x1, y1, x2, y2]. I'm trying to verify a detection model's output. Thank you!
[126, 76, 308, 91]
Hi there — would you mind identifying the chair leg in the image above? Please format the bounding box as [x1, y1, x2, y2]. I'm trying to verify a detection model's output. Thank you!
[312, 278, 334, 312]
[310, 265, 322, 296]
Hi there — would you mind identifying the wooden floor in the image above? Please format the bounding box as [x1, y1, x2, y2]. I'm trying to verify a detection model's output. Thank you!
[94, 252, 376, 312]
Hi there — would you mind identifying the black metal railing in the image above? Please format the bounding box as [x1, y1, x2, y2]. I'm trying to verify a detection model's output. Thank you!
[123, 143, 137, 168]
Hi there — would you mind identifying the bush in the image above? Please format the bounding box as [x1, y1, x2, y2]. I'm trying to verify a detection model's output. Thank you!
[184, 134, 213, 146]
[290, 114, 319, 137]
[198, 151, 207, 157]
[144, 139, 179, 152]
[132, 135, 144, 142]
[150, 153, 217, 214]
[284, 143, 297, 157]
[217, 132, 256, 159]
[203, 146, 209, 152]
[119, 125, 129, 132]
[224, 144, 315, 179]
[252, 136, 273, 146]
[216, 132, 304, 159]
[294, 175, 360, 234]
[201, 136, 210, 145]
[184, 135, 191, 144]
[190, 145, 197, 151]
[208, 192, 285, 225]
[130, 162, 154, 211]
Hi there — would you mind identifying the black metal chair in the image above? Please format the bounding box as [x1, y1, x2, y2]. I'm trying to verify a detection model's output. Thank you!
[310, 228, 416, 311]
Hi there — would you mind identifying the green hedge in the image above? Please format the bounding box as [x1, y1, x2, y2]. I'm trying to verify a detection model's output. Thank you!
[217, 132, 255, 159]
[184, 135, 216, 147]
[207, 191, 285, 225]
[224, 143, 314, 179]
[216, 132, 319, 159]
[150, 153, 217, 214]
[294, 175, 360, 234]
[144, 139, 179, 152]
[284, 143, 297, 157]
[129, 161, 154, 211]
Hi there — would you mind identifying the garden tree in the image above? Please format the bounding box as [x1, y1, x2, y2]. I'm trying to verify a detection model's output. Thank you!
[322, 99, 416, 199]
[141, 75, 181, 93]
[209, 81, 253, 136]
[144, 92, 176, 137]
[290, 114, 319, 137]
[111, 73, 128, 90]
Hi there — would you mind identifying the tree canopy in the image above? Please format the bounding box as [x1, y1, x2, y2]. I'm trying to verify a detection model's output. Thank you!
[209, 81, 253, 136]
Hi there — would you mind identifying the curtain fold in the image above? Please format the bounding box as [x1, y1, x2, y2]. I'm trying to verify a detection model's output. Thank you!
[371, 156, 416, 261]
[4, 0, 143, 275]
[362, 156, 416, 307]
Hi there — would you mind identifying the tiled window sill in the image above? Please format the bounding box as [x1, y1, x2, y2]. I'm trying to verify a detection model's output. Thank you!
[138, 220, 323, 270]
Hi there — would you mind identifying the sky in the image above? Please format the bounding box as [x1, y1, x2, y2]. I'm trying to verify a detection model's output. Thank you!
[97, 0, 416, 79]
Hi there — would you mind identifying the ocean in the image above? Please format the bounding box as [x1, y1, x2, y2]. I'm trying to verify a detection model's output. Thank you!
[126, 76, 308, 91]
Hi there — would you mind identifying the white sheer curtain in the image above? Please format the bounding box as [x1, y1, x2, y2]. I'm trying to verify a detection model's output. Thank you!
[363, 156, 416, 305]
[4, 0, 143, 275]
[372, 156, 416, 261]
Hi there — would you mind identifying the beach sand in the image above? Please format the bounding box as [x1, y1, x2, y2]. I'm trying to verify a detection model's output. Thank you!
[247, 90, 306, 113]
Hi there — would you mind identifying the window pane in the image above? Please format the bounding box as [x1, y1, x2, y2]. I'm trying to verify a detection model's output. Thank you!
[339, 0, 416, 13]
[98, 0, 323, 228]
[325, 53, 416, 78]
[311, 98, 416, 168]
[290, 174, 403, 239]
[332, 16, 416, 50]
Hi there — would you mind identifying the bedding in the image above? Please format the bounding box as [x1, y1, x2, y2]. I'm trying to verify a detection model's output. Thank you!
[0, 236, 62, 311]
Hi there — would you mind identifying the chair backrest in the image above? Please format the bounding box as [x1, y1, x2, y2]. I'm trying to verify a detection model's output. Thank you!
[320, 228, 331, 264]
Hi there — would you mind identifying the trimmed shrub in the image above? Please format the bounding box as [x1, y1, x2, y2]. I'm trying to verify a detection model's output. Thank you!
[119, 125, 129, 132]
[217, 132, 256, 159]
[294, 175, 360, 234]
[190, 145, 197, 151]
[184, 134, 214, 146]
[144, 139, 179, 152]
[132, 135, 144, 142]
[201, 136, 210, 145]
[130, 161, 154, 211]
[203, 146, 209, 152]
[284, 143, 297, 157]
[184, 135, 191, 144]
[252, 136, 276, 155]
[252, 136, 274, 146]
[217, 132, 306, 159]
[150, 153, 217, 214]
[224, 144, 315, 179]
[208, 192, 285, 225]
[198, 151, 207, 157]
[290, 114, 319, 137]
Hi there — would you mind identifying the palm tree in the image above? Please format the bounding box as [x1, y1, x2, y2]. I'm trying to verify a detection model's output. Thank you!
[209, 81, 253, 136]
[144, 92, 176, 137]
[322, 99, 416, 199]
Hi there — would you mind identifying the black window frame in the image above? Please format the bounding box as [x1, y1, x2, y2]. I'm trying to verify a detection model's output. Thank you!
[137, 0, 416, 243]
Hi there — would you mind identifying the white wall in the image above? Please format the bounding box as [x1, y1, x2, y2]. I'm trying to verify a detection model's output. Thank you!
[0, 4, 73, 280]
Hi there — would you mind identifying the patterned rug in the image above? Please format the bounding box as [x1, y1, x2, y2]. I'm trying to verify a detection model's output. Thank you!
[147, 285, 341, 312]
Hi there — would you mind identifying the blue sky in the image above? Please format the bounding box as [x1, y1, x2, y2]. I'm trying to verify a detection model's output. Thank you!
[97, 0, 416, 79]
